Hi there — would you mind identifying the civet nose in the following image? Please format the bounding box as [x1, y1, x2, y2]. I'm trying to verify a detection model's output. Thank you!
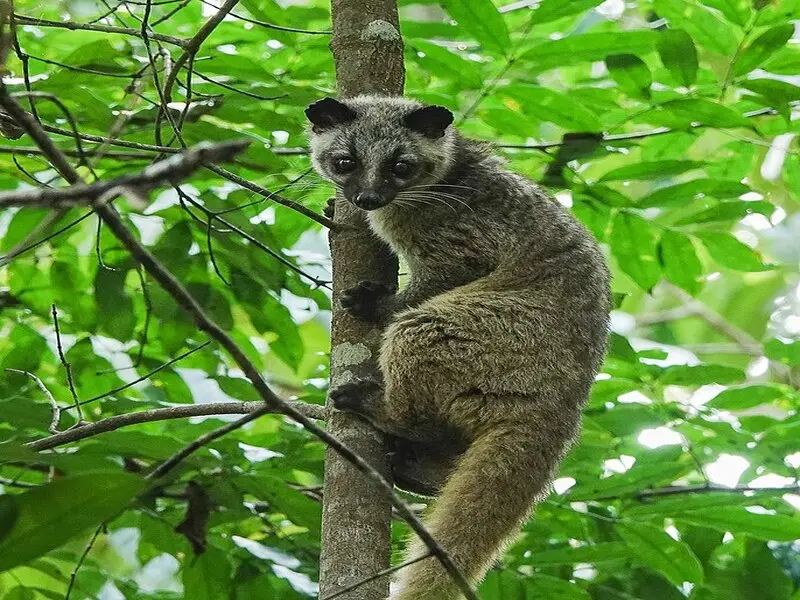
[355, 191, 382, 209]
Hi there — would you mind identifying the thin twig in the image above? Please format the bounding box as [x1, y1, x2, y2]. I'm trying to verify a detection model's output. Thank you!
[199, 0, 331, 34]
[591, 483, 800, 503]
[321, 553, 434, 600]
[157, 0, 239, 140]
[207, 164, 338, 230]
[26, 400, 326, 451]
[190, 69, 284, 101]
[0, 211, 94, 267]
[496, 106, 788, 150]
[666, 285, 763, 354]
[178, 189, 332, 288]
[147, 405, 270, 479]
[51, 304, 83, 424]
[13, 14, 187, 47]
[69, 341, 211, 410]
[0, 140, 249, 209]
[12, 91, 92, 172]
[5, 368, 60, 433]
[64, 525, 103, 600]
[41, 123, 181, 154]
[27, 124, 336, 227]
[0, 146, 154, 159]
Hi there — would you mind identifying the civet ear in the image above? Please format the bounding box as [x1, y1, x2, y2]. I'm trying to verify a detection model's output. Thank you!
[403, 105, 454, 139]
[305, 98, 358, 133]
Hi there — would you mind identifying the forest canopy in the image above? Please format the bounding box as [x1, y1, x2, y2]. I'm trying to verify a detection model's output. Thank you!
[0, 0, 799, 599]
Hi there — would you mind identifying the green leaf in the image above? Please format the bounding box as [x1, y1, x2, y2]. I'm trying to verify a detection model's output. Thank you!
[660, 99, 751, 128]
[0, 325, 47, 373]
[659, 364, 746, 385]
[570, 462, 687, 500]
[696, 231, 771, 271]
[617, 522, 704, 586]
[734, 24, 795, 75]
[0, 472, 147, 573]
[522, 31, 658, 71]
[676, 200, 775, 225]
[408, 40, 482, 88]
[658, 230, 703, 295]
[702, 0, 753, 25]
[182, 547, 233, 599]
[1, 209, 50, 252]
[440, 0, 510, 54]
[600, 160, 702, 182]
[742, 79, 800, 107]
[239, 474, 322, 537]
[610, 212, 661, 291]
[95, 267, 136, 341]
[625, 492, 765, 517]
[654, 0, 740, 55]
[3, 588, 35, 600]
[743, 540, 794, 600]
[0, 495, 19, 541]
[638, 179, 750, 208]
[678, 508, 800, 541]
[764, 338, 800, 365]
[481, 571, 590, 599]
[532, 0, 604, 24]
[531, 542, 634, 565]
[708, 385, 788, 410]
[657, 29, 699, 87]
[606, 54, 653, 99]
[503, 85, 600, 131]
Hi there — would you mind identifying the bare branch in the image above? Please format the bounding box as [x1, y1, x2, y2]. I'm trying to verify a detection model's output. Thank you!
[26, 400, 326, 451]
[321, 553, 434, 600]
[0, 140, 249, 209]
[497, 106, 789, 151]
[13, 13, 188, 47]
[0, 145, 153, 160]
[199, 0, 332, 34]
[158, 0, 239, 140]
[590, 483, 800, 503]
[65, 526, 103, 600]
[40, 123, 182, 154]
[18, 124, 337, 228]
[51, 304, 83, 423]
[5, 368, 60, 433]
[206, 164, 338, 230]
[666, 285, 795, 387]
[146, 405, 272, 480]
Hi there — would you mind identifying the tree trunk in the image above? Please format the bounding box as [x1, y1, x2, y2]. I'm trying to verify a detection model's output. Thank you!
[319, 2, 404, 599]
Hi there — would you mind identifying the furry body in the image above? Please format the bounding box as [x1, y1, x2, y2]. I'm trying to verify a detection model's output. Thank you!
[308, 96, 610, 600]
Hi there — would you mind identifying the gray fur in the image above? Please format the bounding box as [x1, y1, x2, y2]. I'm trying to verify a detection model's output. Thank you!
[308, 95, 611, 600]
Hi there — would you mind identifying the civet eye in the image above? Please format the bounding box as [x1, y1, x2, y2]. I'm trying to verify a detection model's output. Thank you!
[334, 157, 357, 173]
[393, 161, 413, 178]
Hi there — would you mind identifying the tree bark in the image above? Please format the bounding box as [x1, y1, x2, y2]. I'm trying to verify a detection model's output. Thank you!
[320, 1, 404, 599]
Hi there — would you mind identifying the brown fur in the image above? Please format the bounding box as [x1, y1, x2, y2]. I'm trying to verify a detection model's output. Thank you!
[307, 96, 610, 600]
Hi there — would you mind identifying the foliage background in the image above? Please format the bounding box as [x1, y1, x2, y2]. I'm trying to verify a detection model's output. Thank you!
[1, 0, 799, 598]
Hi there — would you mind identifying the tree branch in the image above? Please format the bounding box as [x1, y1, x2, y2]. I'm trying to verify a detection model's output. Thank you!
[158, 0, 239, 141]
[6, 369, 60, 433]
[13, 14, 188, 47]
[25, 400, 325, 452]
[22, 124, 337, 228]
[590, 483, 800, 503]
[0, 140, 248, 209]
[147, 405, 273, 479]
